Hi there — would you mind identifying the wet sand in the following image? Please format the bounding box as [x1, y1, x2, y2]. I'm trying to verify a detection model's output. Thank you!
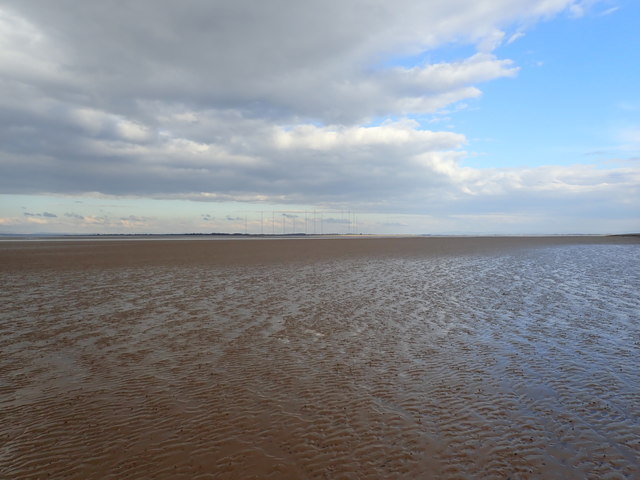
[2, 235, 638, 271]
[1, 236, 639, 479]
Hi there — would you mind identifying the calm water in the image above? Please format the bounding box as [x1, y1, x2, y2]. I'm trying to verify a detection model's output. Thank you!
[1, 243, 639, 479]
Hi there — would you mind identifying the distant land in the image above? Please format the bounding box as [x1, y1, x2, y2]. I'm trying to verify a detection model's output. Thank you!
[1, 232, 638, 239]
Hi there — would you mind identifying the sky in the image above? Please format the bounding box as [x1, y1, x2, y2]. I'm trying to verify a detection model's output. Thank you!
[0, 0, 638, 235]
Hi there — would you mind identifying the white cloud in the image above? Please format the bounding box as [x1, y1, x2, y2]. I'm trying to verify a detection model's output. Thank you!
[569, 3, 586, 17]
[506, 32, 525, 45]
[392, 53, 518, 93]
[273, 121, 464, 151]
[477, 29, 506, 53]
[115, 120, 151, 143]
[24, 216, 49, 225]
[567, 0, 608, 19]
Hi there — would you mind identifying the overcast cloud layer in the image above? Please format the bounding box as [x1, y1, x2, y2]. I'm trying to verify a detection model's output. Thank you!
[1, 0, 638, 233]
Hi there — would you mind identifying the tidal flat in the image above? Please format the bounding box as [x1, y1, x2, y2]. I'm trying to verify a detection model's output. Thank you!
[1, 236, 639, 479]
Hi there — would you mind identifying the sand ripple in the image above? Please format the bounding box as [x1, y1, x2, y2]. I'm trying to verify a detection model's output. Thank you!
[1, 240, 639, 479]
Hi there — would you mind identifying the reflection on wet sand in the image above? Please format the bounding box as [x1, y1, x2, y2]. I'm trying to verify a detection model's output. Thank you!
[1, 237, 639, 479]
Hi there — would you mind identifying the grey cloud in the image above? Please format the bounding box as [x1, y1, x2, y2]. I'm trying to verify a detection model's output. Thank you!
[0, 0, 562, 123]
[65, 212, 85, 220]
[0, 114, 465, 207]
[24, 211, 57, 217]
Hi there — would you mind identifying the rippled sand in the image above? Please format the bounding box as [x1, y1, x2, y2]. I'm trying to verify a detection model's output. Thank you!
[1, 236, 639, 479]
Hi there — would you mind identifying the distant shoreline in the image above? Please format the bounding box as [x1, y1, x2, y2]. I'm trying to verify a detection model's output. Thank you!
[0, 232, 638, 241]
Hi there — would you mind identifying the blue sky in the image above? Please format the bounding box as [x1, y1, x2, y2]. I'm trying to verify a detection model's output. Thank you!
[0, 0, 638, 235]
[457, 1, 639, 169]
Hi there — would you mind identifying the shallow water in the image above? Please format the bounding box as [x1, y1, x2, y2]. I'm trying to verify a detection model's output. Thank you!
[1, 243, 639, 479]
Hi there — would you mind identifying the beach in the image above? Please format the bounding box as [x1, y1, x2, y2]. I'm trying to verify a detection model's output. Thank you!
[1, 236, 639, 479]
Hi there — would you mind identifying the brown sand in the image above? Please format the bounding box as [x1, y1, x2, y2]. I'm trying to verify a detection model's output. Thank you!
[1, 236, 639, 479]
[1, 235, 638, 272]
